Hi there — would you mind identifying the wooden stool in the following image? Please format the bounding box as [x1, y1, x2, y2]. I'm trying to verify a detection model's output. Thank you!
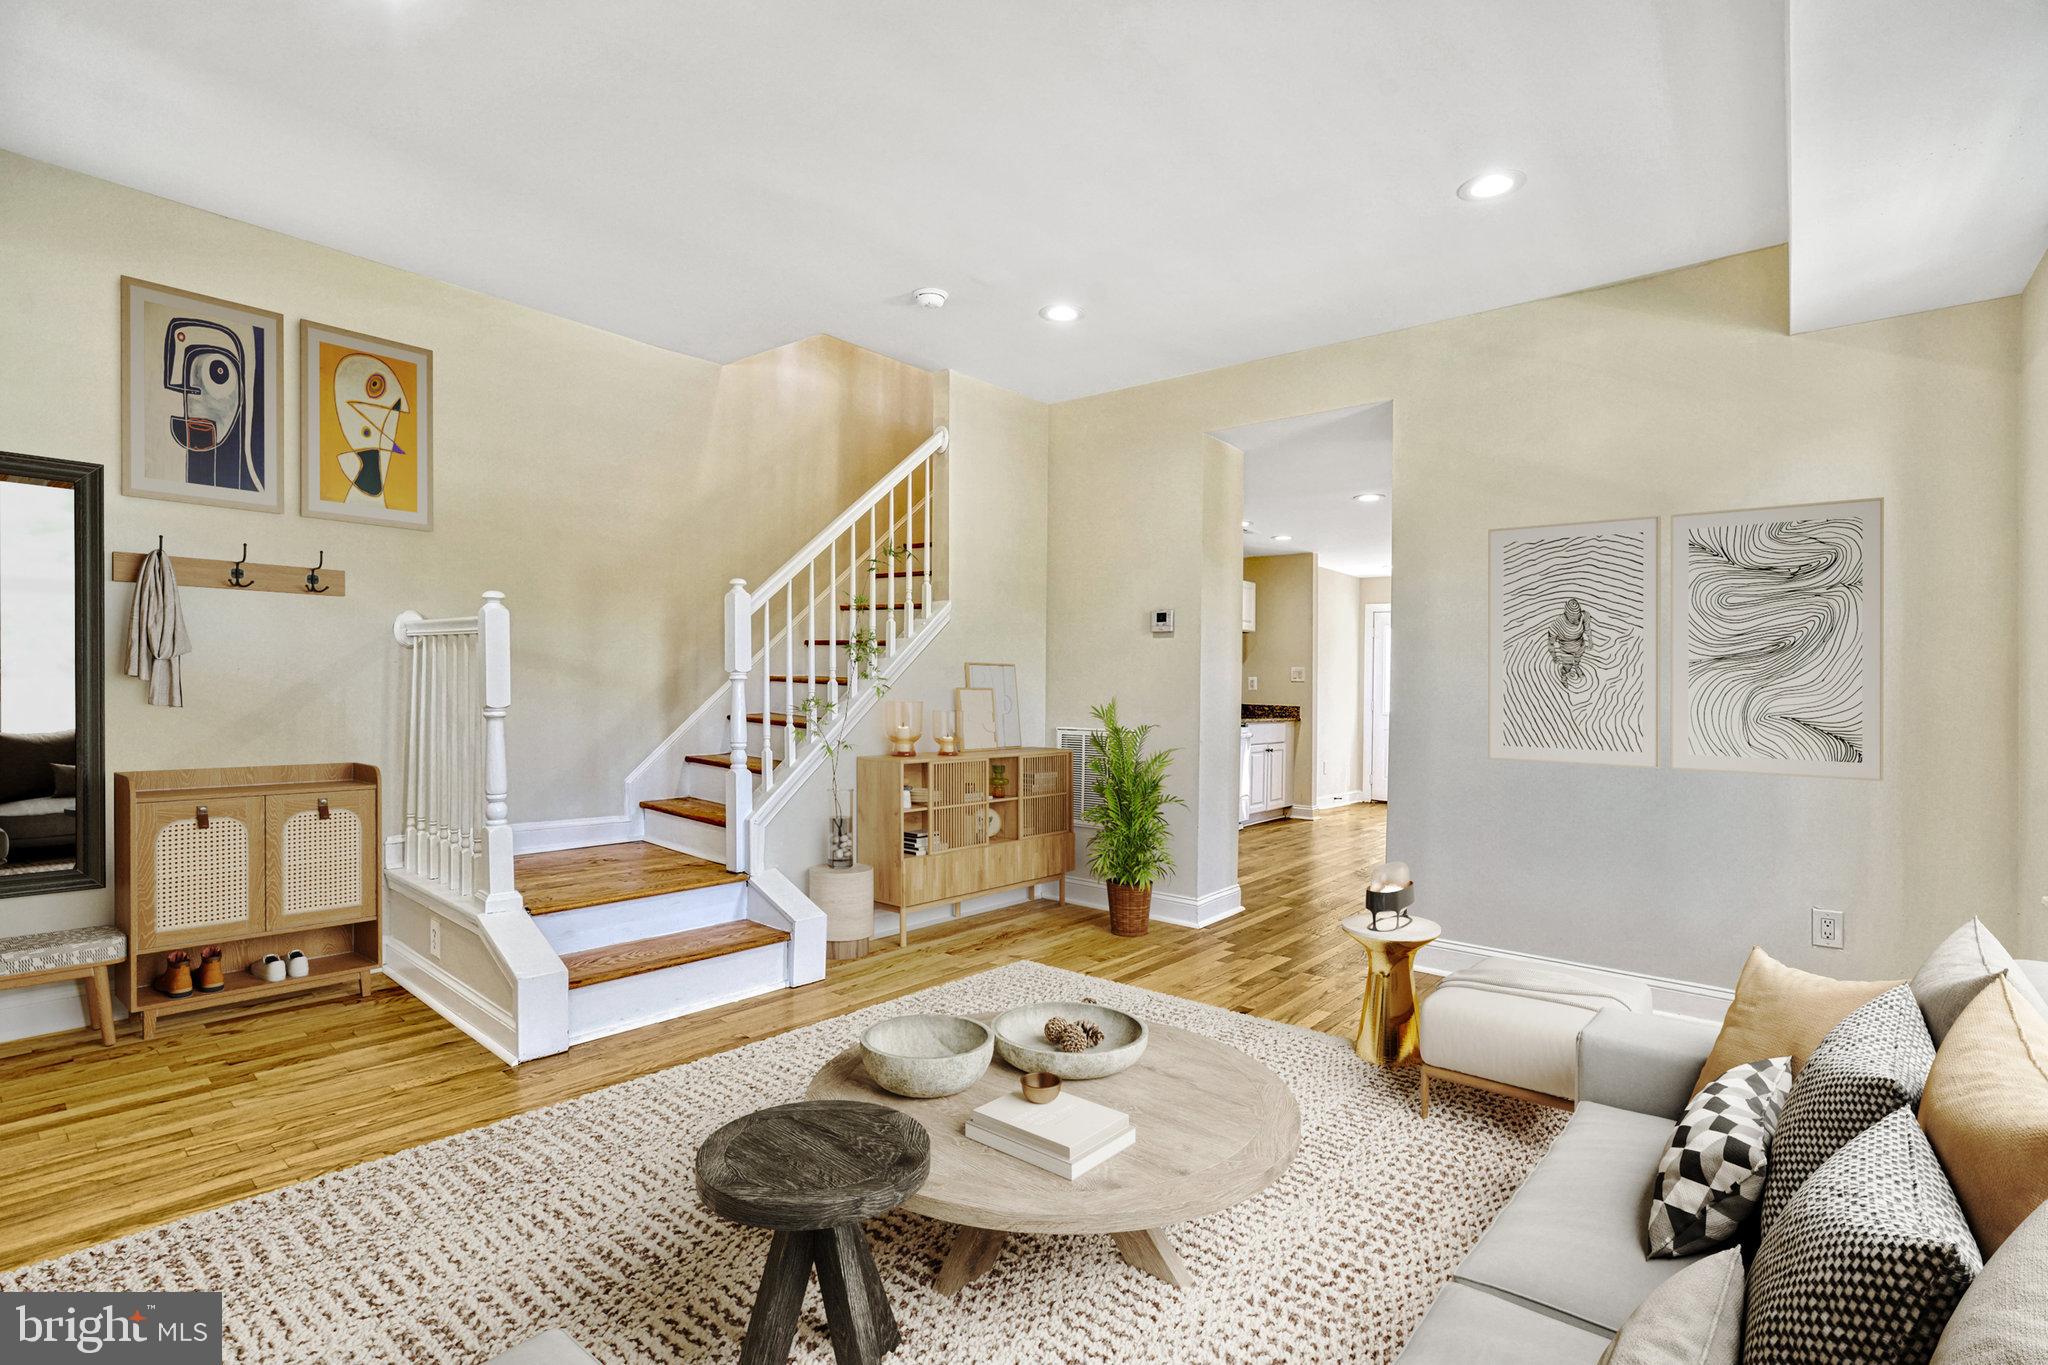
[0, 926, 126, 1046]
[696, 1100, 930, 1364]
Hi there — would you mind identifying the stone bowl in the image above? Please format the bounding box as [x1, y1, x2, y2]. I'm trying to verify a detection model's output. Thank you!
[859, 1013, 993, 1098]
[990, 1001, 1147, 1080]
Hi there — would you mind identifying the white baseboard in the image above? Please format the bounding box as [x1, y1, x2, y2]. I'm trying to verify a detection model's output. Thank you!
[1415, 937, 1734, 1022]
[0, 979, 129, 1045]
[384, 938, 521, 1065]
[1063, 877, 1245, 929]
[512, 814, 637, 854]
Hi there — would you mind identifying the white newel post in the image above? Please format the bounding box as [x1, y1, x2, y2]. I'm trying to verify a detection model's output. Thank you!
[724, 578, 753, 873]
[478, 591, 521, 914]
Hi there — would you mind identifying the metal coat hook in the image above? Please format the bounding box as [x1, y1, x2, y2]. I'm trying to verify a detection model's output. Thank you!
[304, 551, 329, 594]
[227, 544, 256, 588]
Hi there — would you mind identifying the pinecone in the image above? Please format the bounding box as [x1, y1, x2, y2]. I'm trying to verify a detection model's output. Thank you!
[1043, 1016, 1105, 1052]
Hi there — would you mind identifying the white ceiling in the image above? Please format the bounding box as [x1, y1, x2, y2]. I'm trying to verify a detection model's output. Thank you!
[1787, 1, 2048, 333]
[1221, 403, 1393, 579]
[0, 2, 1790, 402]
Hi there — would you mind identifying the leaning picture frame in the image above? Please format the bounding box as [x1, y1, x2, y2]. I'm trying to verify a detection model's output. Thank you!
[963, 661, 1021, 746]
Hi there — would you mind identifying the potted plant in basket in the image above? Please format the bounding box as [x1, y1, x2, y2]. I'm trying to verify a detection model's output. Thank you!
[1084, 699, 1182, 937]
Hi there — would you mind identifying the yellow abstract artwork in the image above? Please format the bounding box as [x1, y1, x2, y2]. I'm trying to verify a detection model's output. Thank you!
[300, 321, 434, 529]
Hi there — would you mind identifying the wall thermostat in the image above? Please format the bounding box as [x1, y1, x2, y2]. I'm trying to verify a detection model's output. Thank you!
[1150, 609, 1175, 636]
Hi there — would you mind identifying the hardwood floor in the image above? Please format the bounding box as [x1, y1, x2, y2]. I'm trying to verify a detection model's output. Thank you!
[0, 803, 1388, 1272]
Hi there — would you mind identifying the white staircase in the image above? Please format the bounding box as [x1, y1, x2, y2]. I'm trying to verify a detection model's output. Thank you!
[382, 429, 950, 1063]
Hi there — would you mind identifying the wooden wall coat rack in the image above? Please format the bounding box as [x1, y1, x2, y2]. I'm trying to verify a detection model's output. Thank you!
[111, 539, 347, 597]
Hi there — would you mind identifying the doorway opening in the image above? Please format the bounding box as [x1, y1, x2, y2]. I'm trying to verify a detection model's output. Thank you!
[1212, 401, 1392, 872]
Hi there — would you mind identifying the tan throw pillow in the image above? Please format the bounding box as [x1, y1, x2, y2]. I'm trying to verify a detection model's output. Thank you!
[1694, 947, 1900, 1096]
[1930, 1200, 2048, 1364]
[1918, 975, 2048, 1255]
[1597, 1247, 1744, 1365]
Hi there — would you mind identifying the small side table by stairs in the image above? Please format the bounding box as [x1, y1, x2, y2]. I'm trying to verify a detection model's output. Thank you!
[696, 1099, 929, 1365]
[809, 864, 876, 961]
[1339, 914, 1440, 1066]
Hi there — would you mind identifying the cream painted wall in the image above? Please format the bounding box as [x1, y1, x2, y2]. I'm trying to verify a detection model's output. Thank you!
[1314, 566, 1364, 802]
[0, 153, 952, 1037]
[762, 372, 1050, 888]
[1051, 247, 2022, 987]
[1359, 576, 1392, 607]
[2019, 250, 2048, 961]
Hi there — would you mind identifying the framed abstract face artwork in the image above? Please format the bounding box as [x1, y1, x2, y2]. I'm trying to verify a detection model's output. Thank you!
[120, 278, 284, 512]
[300, 320, 434, 529]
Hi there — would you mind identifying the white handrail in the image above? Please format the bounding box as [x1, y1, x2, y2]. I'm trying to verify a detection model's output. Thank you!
[746, 427, 948, 611]
[394, 591, 520, 913]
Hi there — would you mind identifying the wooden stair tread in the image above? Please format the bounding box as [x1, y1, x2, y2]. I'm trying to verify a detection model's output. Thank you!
[808, 638, 898, 647]
[838, 602, 926, 611]
[687, 753, 766, 773]
[641, 796, 727, 827]
[745, 711, 808, 728]
[563, 921, 790, 989]
[769, 674, 850, 685]
[869, 569, 930, 579]
[517, 841, 746, 915]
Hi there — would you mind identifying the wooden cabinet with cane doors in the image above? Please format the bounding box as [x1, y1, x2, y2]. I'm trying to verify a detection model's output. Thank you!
[116, 764, 383, 1038]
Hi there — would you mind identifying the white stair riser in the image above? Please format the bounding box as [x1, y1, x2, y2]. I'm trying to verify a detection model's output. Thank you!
[642, 807, 727, 862]
[534, 881, 748, 956]
[566, 939, 789, 1046]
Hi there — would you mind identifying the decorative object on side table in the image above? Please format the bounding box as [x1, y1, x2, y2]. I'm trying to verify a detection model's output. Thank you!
[695, 1100, 929, 1365]
[963, 662, 1022, 747]
[1339, 896, 1441, 1068]
[809, 862, 877, 962]
[884, 699, 923, 757]
[991, 1000, 1147, 1079]
[1366, 860, 1414, 930]
[931, 709, 960, 756]
[1084, 699, 1183, 937]
[796, 694, 856, 867]
[988, 761, 1010, 798]
[859, 1013, 993, 1097]
[955, 687, 999, 750]
[1020, 1071, 1060, 1104]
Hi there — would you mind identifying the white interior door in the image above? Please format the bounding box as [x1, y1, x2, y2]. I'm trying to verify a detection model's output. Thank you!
[1367, 606, 1391, 802]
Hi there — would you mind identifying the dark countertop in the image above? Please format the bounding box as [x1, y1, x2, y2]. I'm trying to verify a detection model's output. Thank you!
[1241, 704, 1301, 722]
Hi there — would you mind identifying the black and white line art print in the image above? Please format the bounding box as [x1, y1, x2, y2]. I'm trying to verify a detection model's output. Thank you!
[1489, 518, 1657, 767]
[1671, 500, 1881, 779]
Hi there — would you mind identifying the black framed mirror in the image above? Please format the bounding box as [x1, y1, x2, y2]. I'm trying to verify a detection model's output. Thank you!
[0, 451, 104, 897]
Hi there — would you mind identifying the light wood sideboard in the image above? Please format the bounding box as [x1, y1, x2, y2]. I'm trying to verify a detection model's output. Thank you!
[857, 748, 1073, 946]
[115, 764, 382, 1038]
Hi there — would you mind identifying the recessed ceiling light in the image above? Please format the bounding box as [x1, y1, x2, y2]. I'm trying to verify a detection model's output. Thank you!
[1457, 169, 1524, 201]
[914, 287, 949, 309]
[1039, 303, 1081, 323]
[1272, 534, 1293, 542]
[1354, 492, 1384, 503]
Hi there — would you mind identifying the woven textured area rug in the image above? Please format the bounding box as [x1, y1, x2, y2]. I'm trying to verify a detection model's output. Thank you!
[6, 962, 1567, 1363]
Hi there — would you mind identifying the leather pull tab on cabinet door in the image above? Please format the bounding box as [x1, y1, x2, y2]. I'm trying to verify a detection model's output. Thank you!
[317, 798, 331, 820]
[195, 804, 209, 830]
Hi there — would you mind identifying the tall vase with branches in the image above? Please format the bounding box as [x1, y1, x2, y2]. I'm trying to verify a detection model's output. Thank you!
[797, 695, 856, 866]
[1085, 699, 1183, 937]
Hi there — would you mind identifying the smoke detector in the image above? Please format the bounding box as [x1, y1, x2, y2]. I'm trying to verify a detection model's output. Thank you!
[914, 287, 950, 309]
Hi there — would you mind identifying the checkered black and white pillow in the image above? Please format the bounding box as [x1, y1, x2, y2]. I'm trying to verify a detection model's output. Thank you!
[1744, 1108, 1981, 1365]
[1647, 1056, 1792, 1257]
[1758, 985, 1935, 1237]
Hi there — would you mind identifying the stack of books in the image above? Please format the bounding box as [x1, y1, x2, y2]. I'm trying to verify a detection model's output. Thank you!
[1022, 771, 1060, 795]
[903, 831, 932, 857]
[907, 786, 938, 805]
[966, 1090, 1135, 1179]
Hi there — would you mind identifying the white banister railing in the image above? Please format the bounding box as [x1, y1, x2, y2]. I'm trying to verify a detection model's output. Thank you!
[393, 590, 521, 913]
[720, 427, 948, 871]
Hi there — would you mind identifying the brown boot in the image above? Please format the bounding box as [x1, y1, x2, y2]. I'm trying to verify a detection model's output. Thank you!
[156, 951, 194, 998]
[195, 947, 226, 993]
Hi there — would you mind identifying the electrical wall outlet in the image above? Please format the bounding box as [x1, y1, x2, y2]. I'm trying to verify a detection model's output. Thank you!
[429, 919, 443, 959]
[1248, 675, 1259, 691]
[1811, 907, 1845, 950]
[1289, 665, 1306, 682]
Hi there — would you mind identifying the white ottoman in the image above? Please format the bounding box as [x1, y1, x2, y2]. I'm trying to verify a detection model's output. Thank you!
[1420, 958, 1653, 1113]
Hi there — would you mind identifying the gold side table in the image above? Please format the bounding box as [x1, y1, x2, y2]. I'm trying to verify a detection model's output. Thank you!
[1339, 914, 1441, 1066]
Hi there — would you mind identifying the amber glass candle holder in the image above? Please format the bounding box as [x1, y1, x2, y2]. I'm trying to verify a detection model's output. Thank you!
[885, 699, 924, 757]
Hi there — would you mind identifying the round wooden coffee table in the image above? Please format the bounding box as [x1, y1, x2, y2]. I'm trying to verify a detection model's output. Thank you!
[806, 1016, 1299, 1295]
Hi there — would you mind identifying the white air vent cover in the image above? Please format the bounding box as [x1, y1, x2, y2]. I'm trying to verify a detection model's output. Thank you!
[1056, 727, 1106, 822]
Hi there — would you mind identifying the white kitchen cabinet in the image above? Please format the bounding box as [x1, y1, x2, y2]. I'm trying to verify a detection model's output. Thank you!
[1242, 580, 1257, 632]
[1239, 721, 1293, 823]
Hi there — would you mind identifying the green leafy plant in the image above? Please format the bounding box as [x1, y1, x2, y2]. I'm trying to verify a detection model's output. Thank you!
[852, 592, 870, 609]
[1083, 699, 1182, 889]
[844, 626, 891, 696]
[868, 540, 918, 575]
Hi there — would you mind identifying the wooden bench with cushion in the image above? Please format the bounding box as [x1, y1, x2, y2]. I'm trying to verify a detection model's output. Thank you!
[0, 926, 125, 1045]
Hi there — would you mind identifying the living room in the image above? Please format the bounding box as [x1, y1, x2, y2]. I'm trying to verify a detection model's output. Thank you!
[1, 3, 2046, 1362]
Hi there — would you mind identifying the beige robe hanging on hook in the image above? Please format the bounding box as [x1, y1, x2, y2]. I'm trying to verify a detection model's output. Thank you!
[125, 543, 191, 706]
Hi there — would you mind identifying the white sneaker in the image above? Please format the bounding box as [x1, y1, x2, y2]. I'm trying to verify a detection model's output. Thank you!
[252, 955, 286, 983]
[285, 950, 310, 979]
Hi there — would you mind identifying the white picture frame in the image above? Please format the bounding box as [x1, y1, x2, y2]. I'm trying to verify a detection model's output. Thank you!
[964, 662, 1021, 747]
[955, 687, 1000, 751]
[1489, 517, 1658, 767]
[1671, 499, 1881, 780]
